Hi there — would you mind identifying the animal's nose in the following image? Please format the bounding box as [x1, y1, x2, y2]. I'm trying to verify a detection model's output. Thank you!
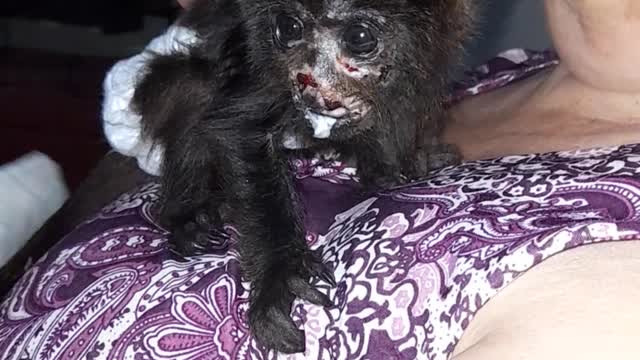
[301, 91, 344, 111]
[296, 73, 318, 89]
[297, 72, 345, 111]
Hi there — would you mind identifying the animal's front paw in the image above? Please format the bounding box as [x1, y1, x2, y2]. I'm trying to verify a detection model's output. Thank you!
[167, 209, 224, 257]
[249, 259, 333, 354]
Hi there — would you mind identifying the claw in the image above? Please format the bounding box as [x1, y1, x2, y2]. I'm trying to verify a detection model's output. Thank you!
[288, 276, 333, 307]
[316, 264, 338, 287]
[318, 268, 337, 287]
[167, 245, 190, 262]
[305, 250, 337, 287]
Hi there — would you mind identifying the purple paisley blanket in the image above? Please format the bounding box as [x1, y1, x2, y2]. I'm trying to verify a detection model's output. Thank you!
[2, 49, 638, 360]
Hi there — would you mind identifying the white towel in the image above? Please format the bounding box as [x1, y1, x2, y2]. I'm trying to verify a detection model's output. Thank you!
[101, 26, 199, 176]
[0, 152, 69, 266]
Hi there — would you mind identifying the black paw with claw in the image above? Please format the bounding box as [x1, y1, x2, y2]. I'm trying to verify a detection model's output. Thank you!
[250, 250, 335, 354]
[166, 209, 225, 258]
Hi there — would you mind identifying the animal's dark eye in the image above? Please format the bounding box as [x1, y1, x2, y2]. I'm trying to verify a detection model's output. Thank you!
[343, 24, 378, 55]
[275, 14, 303, 48]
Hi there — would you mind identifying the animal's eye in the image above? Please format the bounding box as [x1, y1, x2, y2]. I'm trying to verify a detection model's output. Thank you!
[275, 14, 304, 48]
[343, 24, 378, 55]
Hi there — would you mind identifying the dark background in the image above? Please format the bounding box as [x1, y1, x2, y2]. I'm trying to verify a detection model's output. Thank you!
[0, 0, 551, 191]
[1, 1, 180, 189]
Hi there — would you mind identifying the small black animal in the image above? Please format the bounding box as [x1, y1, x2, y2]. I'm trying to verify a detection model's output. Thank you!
[132, 0, 473, 354]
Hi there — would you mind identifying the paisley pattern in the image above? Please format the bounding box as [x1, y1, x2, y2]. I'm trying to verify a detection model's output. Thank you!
[3, 49, 640, 360]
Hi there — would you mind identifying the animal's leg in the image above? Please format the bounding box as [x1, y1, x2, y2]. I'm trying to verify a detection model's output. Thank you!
[225, 136, 335, 353]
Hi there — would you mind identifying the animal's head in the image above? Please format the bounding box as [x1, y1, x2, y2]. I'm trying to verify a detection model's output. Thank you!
[239, 0, 474, 140]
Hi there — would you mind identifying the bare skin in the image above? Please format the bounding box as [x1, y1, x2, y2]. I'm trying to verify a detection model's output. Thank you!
[446, 0, 640, 160]
[447, 0, 640, 358]
[446, 64, 640, 160]
[452, 242, 640, 360]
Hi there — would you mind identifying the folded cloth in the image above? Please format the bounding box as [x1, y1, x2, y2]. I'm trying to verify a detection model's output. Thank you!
[101, 25, 199, 176]
[0, 152, 69, 266]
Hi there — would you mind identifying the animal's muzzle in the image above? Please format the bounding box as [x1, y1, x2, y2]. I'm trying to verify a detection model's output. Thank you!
[296, 72, 345, 113]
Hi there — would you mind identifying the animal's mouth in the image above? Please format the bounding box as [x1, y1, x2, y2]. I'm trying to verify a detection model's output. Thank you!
[293, 72, 367, 139]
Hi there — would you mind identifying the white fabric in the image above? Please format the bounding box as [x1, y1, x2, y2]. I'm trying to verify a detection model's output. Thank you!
[0, 152, 69, 267]
[101, 26, 199, 176]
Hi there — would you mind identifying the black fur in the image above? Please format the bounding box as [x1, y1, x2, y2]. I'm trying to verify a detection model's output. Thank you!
[132, 0, 473, 353]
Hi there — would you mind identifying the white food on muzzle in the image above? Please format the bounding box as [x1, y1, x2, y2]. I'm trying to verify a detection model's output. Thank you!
[322, 107, 349, 117]
[305, 110, 338, 139]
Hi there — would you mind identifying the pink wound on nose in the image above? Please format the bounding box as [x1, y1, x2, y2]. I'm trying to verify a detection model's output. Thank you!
[296, 73, 318, 88]
[337, 58, 359, 73]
